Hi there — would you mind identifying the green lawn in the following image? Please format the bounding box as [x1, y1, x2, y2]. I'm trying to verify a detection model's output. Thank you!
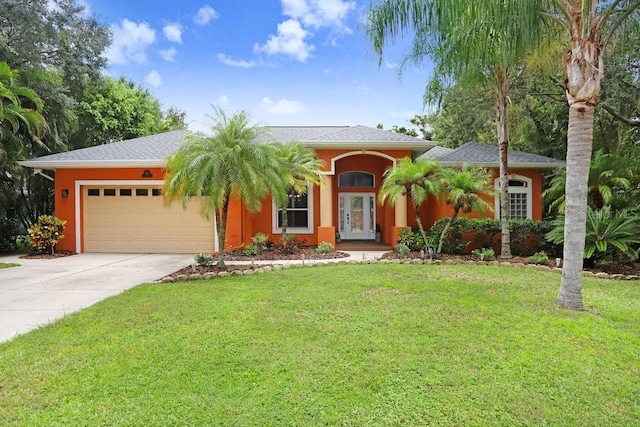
[1, 264, 638, 425]
[0, 262, 19, 269]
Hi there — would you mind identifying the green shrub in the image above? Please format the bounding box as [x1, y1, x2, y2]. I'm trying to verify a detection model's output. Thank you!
[396, 243, 410, 256]
[472, 247, 495, 261]
[427, 218, 469, 254]
[243, 244, 258, 256]
[397, 228, 426, 251]
[0, 218, 19, 253]
[27, 215, 66, 255]
[316, 241, 334, 254]
[547, 206, 640, 263]
[281, 234, 302, 254]
[15, 235, 31, 252]
[527, 251, 549, 265]
[252, 232, 268, 252]
[194, 252, 213, 266]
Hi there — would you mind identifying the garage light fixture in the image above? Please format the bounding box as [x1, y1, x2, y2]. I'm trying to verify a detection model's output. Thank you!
[142, 169, 153, 178]
[61, 189, 69, 198]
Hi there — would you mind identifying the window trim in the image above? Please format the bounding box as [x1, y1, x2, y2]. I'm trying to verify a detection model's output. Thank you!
[272, 183, 314, 234]
[494, 175, 533, 220]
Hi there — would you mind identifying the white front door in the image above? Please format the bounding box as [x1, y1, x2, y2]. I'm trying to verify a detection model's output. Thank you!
[339, 193, 375, 240]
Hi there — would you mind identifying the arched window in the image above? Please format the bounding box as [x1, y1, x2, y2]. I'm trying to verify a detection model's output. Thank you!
[338, 172, 374, 188]
[494, 175, 532, 220]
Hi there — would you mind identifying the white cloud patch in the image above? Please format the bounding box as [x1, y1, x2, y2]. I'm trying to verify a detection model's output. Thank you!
[105, 19, 156, 65]
[159, 47, 177, 62]
[254, 19, 314, 63]
[384, 59, 398, 69]
[194, 5, 219, 25]
[217, 53, 260, 68]
[282, 0, 356, 29]
[261, 97, 303, 114]
[145, 70, 162, 87]
[163, 23, 183, 43]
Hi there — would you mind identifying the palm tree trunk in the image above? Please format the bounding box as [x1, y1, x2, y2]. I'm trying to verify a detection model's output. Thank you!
[557, 103, 594, 310]
[437, 209, 460, 254]
[281, 205, 288, 245]
[414, 203, 428, 249]
[496, 67, 511, 258]
[215, 197, 230, 267]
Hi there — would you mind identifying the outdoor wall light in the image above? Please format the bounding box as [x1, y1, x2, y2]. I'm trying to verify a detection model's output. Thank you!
[142, 169, 153, 178]
[61, 189, 69, 198]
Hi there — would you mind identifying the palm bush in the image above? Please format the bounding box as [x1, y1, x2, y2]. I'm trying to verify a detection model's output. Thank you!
[546, 206, 640, 264]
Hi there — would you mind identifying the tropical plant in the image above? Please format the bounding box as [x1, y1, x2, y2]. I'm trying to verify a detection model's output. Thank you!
[272, 141, 324, 244]
[546, 206, 640, 264]
[527, 251, 550, 265]
[163, 109, 285, 267]
[396, 243, 411, 256]
[0, 62, 46, 151]
[543, 150, 632, 214]
[472, 247, 495, 261]
[436, 165, 493, 253]
[27, 215, 65, 255]
[378, 157, 441, 248]
[316, 241, 334, 254]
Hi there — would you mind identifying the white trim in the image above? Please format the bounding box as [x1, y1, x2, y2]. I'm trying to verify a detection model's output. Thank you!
[323, 150, 397, 175]
[74, 179, 218, 253]
[338, 192, 376, 240]
[272, 183, 315, 235]
[19, 160, 167, 169]
[494, 175, 533, 220]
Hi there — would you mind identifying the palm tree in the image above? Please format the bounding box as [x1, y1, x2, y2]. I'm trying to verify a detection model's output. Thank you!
[436, 165, 494, 254]
[366, 0, 640, 310]
[366, 1, 546, 259]
[543, 150, 632, 214]
[272, 141, 325, 244]
[378, 157, 441, 247]
[163, 109, 285, 267]
[0, 62, 46, 156]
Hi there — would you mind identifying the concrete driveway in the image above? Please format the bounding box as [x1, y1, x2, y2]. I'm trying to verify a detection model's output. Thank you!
[0, 253, 193, 343]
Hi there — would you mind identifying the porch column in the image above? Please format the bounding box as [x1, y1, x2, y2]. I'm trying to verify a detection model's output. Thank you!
[392, 194, 409, 247]
[317, 175, 336, 247]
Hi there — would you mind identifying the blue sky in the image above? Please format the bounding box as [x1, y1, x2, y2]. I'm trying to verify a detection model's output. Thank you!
[87, 0, 432, 133]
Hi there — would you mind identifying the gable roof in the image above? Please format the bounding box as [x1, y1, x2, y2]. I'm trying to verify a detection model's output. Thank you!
[419, 142, 563, 169]
[19, 126, 434, 169]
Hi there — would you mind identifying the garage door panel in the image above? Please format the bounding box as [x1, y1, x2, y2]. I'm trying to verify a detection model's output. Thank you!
[84, 186, 215, 253]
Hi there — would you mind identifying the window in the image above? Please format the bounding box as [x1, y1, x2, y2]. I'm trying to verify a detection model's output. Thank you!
[152, 188, 162, 196]
[273, 183, 314, 234]
[87, 189, 100, 196]
[339, 172, 374, 188]
[119, 189, 132, 196]
[495, 176, 532, 220]
[136, 189, 149, 196]
[104, 189, 116, 196]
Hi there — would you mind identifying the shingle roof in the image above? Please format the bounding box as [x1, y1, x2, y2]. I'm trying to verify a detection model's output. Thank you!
[19, 126, 434, 169]
[419, 142, 563, 168]
[420, 146, 454, 160]
[19, 130, 190, 168]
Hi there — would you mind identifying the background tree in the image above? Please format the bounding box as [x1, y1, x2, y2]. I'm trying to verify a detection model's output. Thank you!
[367, 0, 546, 259]
[378, 158, 441, 247]
[436, 166, 493, 254]
[163, 109, 284, 267]
[273, 141, 324, 244]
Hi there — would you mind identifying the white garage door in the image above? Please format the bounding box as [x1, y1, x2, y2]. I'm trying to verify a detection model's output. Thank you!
[83, 186, 216, 253]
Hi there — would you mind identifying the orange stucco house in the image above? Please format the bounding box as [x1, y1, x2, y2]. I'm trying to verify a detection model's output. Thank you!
[20, 126, 562, 254]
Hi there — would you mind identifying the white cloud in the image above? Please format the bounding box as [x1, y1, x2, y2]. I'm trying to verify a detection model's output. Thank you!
[145, 70, 162, 87]
[282, 0, 356, 29]
[105, 19, 156, 65]
[254, 19, 314, 63]
[261, 97, 303, 114]
[159, 47, 177, 62]
[384, 59, 398, 69]
[217, 53, 259, 68]
[163, 23, 183, 43]
[194, 5, 219, 25]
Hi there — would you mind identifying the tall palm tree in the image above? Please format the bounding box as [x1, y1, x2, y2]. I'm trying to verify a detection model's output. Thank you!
[163, 109, 285, 267]
[0, 62, 46, 156]
[366, 1, 546, 259]
[436, 165, 494, 254]
[272, 141, 325, 245]
[366, 0, 640, 310]
[378, 157, 441, 247]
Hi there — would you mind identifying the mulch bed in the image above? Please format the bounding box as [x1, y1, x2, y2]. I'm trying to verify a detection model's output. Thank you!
[19, 250, 75, 259]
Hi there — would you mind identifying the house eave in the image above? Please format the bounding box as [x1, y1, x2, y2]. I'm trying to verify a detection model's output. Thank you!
[303, 141, 436, 150]
[18, 160, 167, 170]
[439, 161, 563, 169]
